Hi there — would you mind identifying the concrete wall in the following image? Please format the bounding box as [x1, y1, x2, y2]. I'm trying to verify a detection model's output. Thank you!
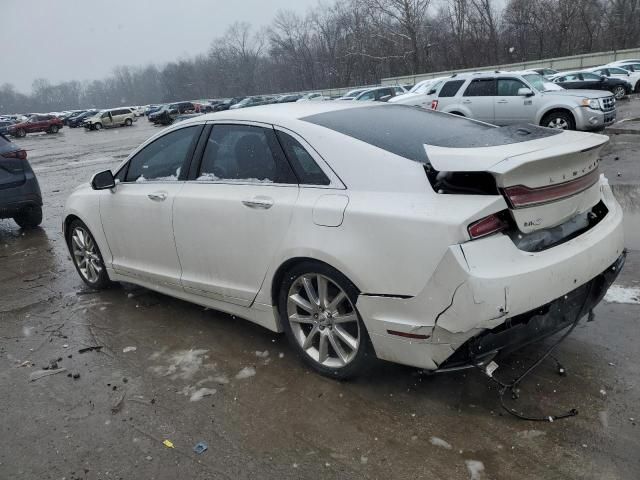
[380, 47, 640, 86]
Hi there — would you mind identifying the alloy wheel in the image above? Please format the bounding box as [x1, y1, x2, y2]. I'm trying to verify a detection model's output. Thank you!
[613, 86, 625, 99]
[547, 117, 569, 129]
[286, 274, 360, 368]
[71, 226, 103, 284]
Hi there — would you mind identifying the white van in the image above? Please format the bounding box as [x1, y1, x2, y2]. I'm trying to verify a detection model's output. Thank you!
[84, 108, 136, 131]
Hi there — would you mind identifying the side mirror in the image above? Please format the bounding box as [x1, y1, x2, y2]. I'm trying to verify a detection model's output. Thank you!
[91, 170, 116, 190]
[427, 88, 437, 95]
[517, 88, 534, 97]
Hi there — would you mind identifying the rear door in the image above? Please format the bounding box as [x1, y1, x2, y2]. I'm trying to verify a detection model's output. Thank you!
[173, 122, 299, 306]
[461, 78, 496, 123]
[494, 78, 535, 125]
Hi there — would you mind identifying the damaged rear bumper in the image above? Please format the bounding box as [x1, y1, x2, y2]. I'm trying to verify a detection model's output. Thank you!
[441, 251, 625, 369]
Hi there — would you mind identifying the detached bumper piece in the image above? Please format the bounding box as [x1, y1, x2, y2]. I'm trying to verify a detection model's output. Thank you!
[441, 251, 626, 369]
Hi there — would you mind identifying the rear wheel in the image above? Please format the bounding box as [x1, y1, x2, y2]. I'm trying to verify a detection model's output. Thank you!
[67, 219, 111, 289]
[278, 261, 373, 379]
[14, 206, 42, 229]
[541, 111, 575, 130]
[612, 85, 626, 100]
[124, 118, 132, 126]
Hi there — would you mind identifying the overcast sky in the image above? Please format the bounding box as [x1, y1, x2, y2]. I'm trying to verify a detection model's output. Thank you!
[2, 0, 319, 93]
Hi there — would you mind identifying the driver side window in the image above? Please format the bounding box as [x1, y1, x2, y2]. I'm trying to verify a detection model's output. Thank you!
[124, 126, 200, 182]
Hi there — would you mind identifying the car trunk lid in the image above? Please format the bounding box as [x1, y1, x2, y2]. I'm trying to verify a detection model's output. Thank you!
[425, 129, 607, 233]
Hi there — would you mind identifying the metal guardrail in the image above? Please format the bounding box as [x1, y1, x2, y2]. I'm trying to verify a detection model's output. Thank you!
[380, 47, 640, 86]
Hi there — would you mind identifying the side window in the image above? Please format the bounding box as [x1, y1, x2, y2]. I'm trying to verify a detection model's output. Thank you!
[275, 131, 330, 186]
[463, 79, 496, 96]
[497, 78, 527, 96]
[198, 124, 295, 184]
[101, 112, 110, 118]
[125, 126, 199, 182]
[438, 80, 465, 97]
[359, 91, 375, 101]
[582, 73, 600, 81]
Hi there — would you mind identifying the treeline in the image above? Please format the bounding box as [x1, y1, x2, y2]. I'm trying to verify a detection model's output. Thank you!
[1, 0, 639, 113]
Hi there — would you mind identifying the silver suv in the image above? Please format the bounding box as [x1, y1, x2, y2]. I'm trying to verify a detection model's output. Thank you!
[431, 71, 616, 131]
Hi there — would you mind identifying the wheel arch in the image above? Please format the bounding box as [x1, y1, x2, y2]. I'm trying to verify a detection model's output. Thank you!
[538, 107, 575, 127]
[269, 256, 362, 317]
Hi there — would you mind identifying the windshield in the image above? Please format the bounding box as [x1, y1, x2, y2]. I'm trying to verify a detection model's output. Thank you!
[523, 74, 563, 92]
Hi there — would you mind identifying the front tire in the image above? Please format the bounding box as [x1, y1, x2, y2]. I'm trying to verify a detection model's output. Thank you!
[49, 125, 59, 134]
[541, 111, 575, 130]
[15, 128, 26, 138]
[278, 261, 373, 379]
[124, 118, 133, 126]
[14, 206, 42, 229]
[94, 122, 102, 131]
[66, 219, 111, 289]
[612, 85, 626, 100]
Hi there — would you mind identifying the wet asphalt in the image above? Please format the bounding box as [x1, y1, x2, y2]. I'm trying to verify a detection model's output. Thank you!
[1, 106, 639, 480]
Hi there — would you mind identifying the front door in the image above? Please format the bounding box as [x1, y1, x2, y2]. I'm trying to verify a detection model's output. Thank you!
[494, 78, 536, 125]
[99, 125, 202, 286]
[173, 123, 299, 307]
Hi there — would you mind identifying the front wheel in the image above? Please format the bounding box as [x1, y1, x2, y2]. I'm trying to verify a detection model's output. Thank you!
[124, 118, 132, 126]
[278, 262, 373, 379]
[14, 206, 42, 229]
[67, 219, 111, 289]
[49, 125, 59, 134]
[93, 122, 102, 131]
[15, 128, 26, 138]
[612, 85, 626, 100]
[541, 111, 575, 130]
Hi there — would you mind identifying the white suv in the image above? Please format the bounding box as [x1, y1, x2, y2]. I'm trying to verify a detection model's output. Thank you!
[431, 71, 616, 131]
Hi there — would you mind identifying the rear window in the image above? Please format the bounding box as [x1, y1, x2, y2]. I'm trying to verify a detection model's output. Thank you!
[302, 105, 560, 164]
[438, 80, 465, 97]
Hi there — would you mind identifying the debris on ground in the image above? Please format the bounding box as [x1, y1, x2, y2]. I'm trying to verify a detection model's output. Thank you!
[111, 393, 125, 414]
[188, 387, 217, 402]
[235, 366, 256, 380]
[72, 373, 80, 379]
[78, 346, 103, 354]
[30, 368, 67, 382]
[18, 360, 34, 368]
[162, 439, 174, 449]
[123, 346, 137, 353]
[255, 350, 269, 358]
[193, 441, 208, 454]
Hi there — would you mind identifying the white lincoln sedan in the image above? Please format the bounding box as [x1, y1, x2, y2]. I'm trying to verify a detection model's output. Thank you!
[63, 102, 625, 378]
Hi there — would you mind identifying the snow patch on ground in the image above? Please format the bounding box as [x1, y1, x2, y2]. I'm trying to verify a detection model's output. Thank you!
[465, 460, 485, 480]
[235, 366, 256, 380]
[179, 385, 217, 402]
[429, 436, 452, 449]
[149, 348, 209, 380]
[122, 346, 137, 353]
[604, 285, 640, 304]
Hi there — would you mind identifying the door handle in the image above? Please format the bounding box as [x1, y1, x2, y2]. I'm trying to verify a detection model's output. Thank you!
[147, 192, 168, 201]
[242, 197, 274, 209]
[462, 99, 472, 104]
[497, 100, 508, 104]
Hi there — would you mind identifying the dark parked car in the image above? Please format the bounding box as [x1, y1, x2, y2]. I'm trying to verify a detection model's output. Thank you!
[68, 110, 99, 128]
[532, 68, 559, 79]
[149, 102, 195, 125]
[145, 104, 163, 116]
[0, 120, 16, 135]
[213, 97, 246, 111]
[0, 133, 43, 228]
[551, 71, 632, 99]
[275, 94, 302, 103]
[8, 115, 63, 137]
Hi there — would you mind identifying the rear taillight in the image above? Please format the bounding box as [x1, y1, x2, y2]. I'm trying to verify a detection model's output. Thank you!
[431, 99, 438, 110]
[468, 212, 508, 239]
[1, 150, 27, 160]
[503, 169, 599, 209]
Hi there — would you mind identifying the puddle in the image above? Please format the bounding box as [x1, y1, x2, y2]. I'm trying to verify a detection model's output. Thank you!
[612, 185, 640, 251]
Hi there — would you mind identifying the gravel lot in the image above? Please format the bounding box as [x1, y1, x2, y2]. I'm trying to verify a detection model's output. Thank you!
[1, 111, 639, 480]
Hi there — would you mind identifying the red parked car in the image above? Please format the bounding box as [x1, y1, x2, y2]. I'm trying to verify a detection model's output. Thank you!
[8, 114, 63, 138]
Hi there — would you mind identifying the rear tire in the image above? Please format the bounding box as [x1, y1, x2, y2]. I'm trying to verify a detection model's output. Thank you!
[66, 219, 111, 289]
[14, 206, 43, 229]
[541, 111, 575, 130]
[278, 261, 374, 379]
